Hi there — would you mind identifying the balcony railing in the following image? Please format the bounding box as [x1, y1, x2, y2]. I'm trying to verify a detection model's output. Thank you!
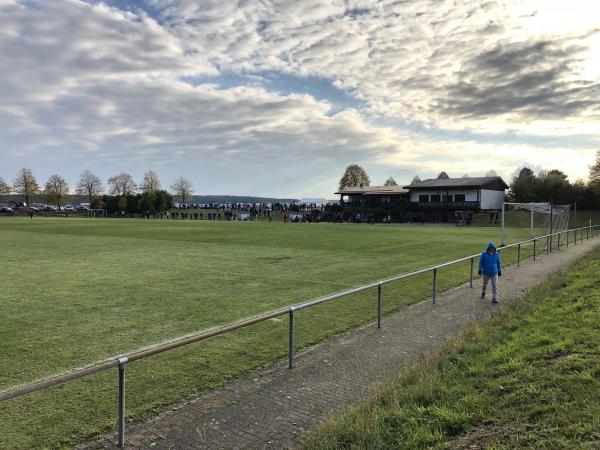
[410, 201, 479, 210]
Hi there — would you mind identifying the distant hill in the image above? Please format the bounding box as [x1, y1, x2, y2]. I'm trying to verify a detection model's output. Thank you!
[177, 195, 299, 204]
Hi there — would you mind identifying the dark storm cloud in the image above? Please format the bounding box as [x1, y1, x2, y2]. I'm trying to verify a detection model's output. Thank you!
[439, 36, 600, 119]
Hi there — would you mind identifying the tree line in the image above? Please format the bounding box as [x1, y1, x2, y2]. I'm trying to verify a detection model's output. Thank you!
[507, 164, 600, 209]
[0, 169, 196, 214]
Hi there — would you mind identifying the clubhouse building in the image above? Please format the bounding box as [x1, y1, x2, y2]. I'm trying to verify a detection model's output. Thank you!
[336, 176, 509, 222]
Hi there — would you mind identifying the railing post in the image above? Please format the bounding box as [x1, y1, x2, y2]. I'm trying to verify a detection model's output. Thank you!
[581, 228, 584, 243]
[377, 284, 382, 329]
[546, 236, 549, 255]
[533, 239, 536, 260]
[469, 257, 474, 288]
[567, 229, 569, 247]
[118, 356, 128, 448]
[432, 268, 437, 304]
[517, 244, 521, 267]
[288, 309, 294, 369]
[574, 229, 577, 244]
[587, 226, 590, 240]
[557, 232, 560, 251]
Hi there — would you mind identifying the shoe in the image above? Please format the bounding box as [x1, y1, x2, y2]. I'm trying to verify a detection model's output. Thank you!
[481, 292, 486, 298]
[492, 298, 498, 304]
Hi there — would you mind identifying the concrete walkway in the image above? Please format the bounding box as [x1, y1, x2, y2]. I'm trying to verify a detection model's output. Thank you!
[83, 238, 600, 450]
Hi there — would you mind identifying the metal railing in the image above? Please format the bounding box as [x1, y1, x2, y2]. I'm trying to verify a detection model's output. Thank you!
[1, 224, 598, 447]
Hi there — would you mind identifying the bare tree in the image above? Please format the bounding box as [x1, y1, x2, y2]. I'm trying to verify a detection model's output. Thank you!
[45, 175, 70, 209]
[170, 177, 193, 204]
[383, 177, 398, 186]
[108, 173, 136, 197]
[0, 177, 10, 200]
[410, 175, 422, 185]
[13, 168, 40, 206]
[140, 171, 161, 193]
[437, 171, 450, 179]
[76, 170, 104, 203]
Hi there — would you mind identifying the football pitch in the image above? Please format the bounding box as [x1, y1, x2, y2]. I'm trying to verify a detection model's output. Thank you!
[0, 217, 530, 448]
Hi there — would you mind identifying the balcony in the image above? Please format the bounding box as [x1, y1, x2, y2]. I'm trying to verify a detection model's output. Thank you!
[409, 201, 479, 210]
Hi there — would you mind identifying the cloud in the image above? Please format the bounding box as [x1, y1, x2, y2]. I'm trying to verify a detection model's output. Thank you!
[1, 0, 600, 196]
[0, 0, 211, 105]
[438, 37, 600, 120]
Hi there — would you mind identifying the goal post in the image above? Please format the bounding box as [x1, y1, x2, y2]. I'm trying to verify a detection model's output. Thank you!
[501, 202, 572, 246]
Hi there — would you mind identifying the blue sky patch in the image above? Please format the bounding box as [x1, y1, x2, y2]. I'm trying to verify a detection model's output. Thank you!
[181, 71, 365, 114]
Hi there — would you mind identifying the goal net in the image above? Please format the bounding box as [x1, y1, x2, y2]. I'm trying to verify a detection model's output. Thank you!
[501, 202, 571, 245]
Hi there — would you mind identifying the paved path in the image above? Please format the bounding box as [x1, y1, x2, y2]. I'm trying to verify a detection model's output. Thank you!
[84, 238, 600, 450]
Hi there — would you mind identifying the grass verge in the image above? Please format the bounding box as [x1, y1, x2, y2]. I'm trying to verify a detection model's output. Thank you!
[305, 249, 600, 449]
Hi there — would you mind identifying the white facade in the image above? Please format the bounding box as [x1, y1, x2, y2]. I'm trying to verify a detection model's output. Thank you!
[479, 189, 505, 210]
[409, 188, 504, 210]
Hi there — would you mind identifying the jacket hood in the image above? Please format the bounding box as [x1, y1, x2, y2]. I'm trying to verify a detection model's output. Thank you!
[486, 242, 497, 251]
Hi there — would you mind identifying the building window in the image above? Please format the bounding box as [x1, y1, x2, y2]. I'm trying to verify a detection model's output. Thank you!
[442, 195, 452, 202]
[455, 194, 466, 202]
[430, 194, 441, 202]
[419, 194, 429, 202]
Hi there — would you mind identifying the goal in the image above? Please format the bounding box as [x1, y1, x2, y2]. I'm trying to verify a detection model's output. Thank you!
[501, 202, 571, 246]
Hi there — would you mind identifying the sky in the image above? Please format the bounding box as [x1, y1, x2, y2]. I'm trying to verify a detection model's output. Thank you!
[1, 0, 600, 199]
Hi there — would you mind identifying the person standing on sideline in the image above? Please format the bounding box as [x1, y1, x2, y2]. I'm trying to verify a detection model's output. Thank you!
[478, 242, 501, 303]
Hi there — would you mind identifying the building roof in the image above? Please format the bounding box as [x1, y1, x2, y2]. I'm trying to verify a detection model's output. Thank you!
[335, 185, 409, 195]
[403, 176, 509, 190]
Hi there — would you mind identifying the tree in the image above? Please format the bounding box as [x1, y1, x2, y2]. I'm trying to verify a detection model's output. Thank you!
[461, 174, 471, 178]
[518, 167, 534, 178]
[437, 171, 449, 179]
[76, 170, 104, 203]
[338, 164, 370, 190]
[140, 170, 161, 193]
[508, 166, 537, 202]
[410, 175, 422, 185]
[0, 177, 10, 200]
[170, 177, 193, 204]
[589, 150, 600, 185]
[154, 190, 173, 212]
[486, 169, 498, 177]
[90, 197, 106, 210]
[108, 173, 136, 197]
[44, 175, 69, 209]
[536, 169, 571, 204]
[13, 168, 40, 206]
[138, 191, 156, 215]
[117, 197, 128, 214]
[383, 177, 397, 186]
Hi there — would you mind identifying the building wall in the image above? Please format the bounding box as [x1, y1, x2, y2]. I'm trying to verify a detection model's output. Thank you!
[409, 189, 478, 202]
[480, 189, 505, 210]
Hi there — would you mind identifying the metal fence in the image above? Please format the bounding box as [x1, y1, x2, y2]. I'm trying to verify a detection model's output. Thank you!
[1, 224, 598, 447]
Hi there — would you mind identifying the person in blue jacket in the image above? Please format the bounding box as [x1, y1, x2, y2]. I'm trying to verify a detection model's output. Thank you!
[478, 242, 501, 303]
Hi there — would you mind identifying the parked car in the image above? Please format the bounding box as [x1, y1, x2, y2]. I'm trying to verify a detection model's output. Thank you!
[44, 205, 59, 212]
[64, 205, 74, 211]
[0, 206, 13, 213]
[75, 205, 90, 211]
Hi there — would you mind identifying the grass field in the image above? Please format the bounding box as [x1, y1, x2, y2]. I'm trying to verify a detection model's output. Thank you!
[305, 250, 600, 449]
[1, 218, 534, 448]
